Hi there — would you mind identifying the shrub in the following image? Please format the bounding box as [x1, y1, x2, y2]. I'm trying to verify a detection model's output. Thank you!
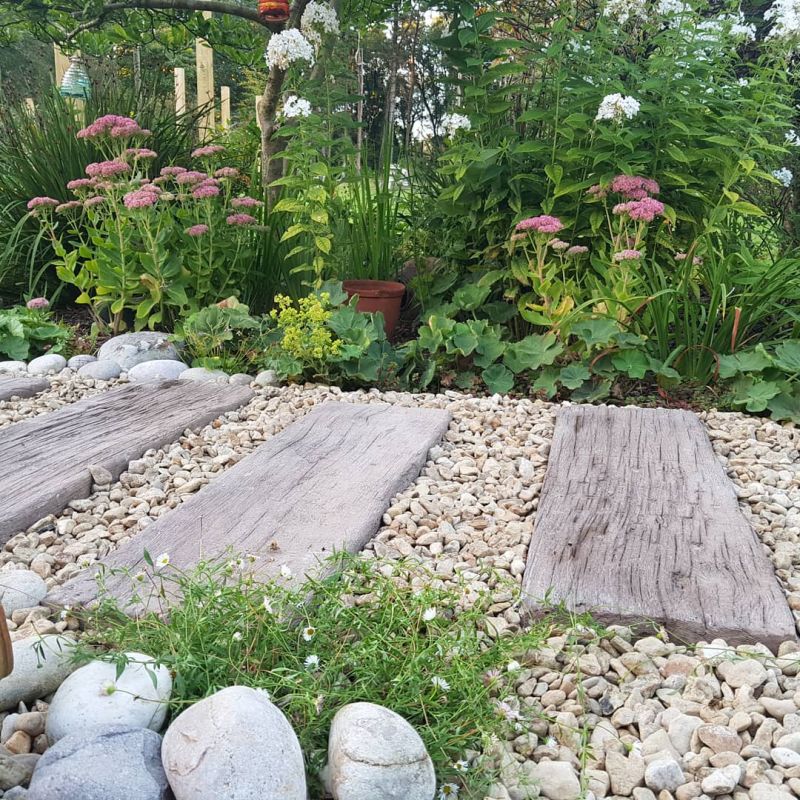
[176, 298, 264, 374]
[29, 118, 261, 333]
[262, 283, 403, 386]
[0, 301, 71, 360]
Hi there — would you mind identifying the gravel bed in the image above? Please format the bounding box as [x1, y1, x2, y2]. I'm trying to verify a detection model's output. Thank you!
[0, 377, 799, 800]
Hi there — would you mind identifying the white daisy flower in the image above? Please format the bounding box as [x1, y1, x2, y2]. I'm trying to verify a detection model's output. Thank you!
[422, 607, 437, 622]
[439, 783, 460, 798]
[232, 631, 243, 641]
[302, 626, 316, 642]
[431, 675, 450, 692]
[280, 565, 292, 579]
[305, 654, 320, 670]
[154, 553, 170, 571]
[263, 596, 274, 614]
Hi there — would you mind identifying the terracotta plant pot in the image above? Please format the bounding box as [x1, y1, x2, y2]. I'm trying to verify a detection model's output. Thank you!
[343, 280, 405, 337]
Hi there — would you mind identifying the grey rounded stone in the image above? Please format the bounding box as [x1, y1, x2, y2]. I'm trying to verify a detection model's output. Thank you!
[27, 725, 170, 800]
[27, 354, 66, 375]
[324, 702, 435, 800]
[700, 764, 740, 795]
[46, 653, 172, 744]
[255, 369, 280, 387]
[0, 636, 77, 712]
[530, 761, 581, 800]
[0, 571, 47, 614]
[97, 332, 180, 370]
[161, 685, 306, 800]
[78, 360, 122, 381]
[644, 758, 685, 793]
[127, 360, 189, 383]
[67, 355, 96, 370]
[0, 362, 27, 375]
[229, 373, 254, 386]
[178, 367, 228, 383]
[0, 752, 38, 792]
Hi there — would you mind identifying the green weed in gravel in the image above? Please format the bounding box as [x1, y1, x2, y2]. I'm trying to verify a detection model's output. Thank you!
[78, 554, 552, 798]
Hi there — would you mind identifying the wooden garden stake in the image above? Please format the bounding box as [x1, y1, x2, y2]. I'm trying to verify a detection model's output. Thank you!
[174, 67, 187, 116]
[195, 10, 216, 140]
[221, 86, 231, 128]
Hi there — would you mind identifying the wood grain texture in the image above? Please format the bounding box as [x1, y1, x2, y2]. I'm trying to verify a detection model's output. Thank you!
[48, 402, 452, 610]
[0, 381, 253, 544]
[0, 378, 48, 401]
[521, 405, 796, 649]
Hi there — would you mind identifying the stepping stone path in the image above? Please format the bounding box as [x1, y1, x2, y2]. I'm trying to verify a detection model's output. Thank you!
[0, 381, 253, 544]
[0, 378, 48, 402]
[521, 405, 797, 648]
[49, 402, 452, 609]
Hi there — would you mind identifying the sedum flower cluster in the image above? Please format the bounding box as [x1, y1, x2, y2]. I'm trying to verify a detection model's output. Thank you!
[766, 0, 800, 42]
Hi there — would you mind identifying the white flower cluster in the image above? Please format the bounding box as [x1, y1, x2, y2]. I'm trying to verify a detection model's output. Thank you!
[698, 12, 756, 43]
[657, 0, 690, 15]
[786, 129, 800, 146]
[604, 0, 649, 25]
[442, 112, 471, 137]
[765, 0, 800, 41]
[301, 1, 338, 49]
[595, 93, 640, 122]
[282, 95, 312, 119]
[773, 167, 794, 187]
[265, 28, 316, 71]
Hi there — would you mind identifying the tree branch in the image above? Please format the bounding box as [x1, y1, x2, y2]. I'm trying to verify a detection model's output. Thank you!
[67, 0, 283, 39]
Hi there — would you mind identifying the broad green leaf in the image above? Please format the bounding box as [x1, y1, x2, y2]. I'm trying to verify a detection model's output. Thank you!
[503, 333, 563, 374]
[559, 363, 591, 389]
[718, 347, 772, 379]
[482, 363, 515, 394]
[767, 391, 800, 423]
[611, 349, 650, 379]
[773, 341, 800, 374]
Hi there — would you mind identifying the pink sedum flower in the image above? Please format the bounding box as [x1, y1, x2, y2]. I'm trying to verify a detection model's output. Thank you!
[613, 198, 665, 222]
[160, 166, 188, 177]
[86, 160, 130, 179]
[675, 252, 703, 265]
[84, 195, 106, 208]
[67, 178, 95, 191]
[77, 115, 146, 139]
[567, 245, 589, 256]
[186, 224, 210, 237]
[56, 201, 82, 213]
[548, 239, 570, 251]
[123, 189, 159, 209]
[515, 215, 564, 234]
[231, 196, 264, 209]
[125, 147, 158, 159]
[191, 145, 225, 158]
[226, 213, 258, 226]
[613, 249, 643, 262]
[26, 297, 49, 310]
[175, 171, 209, 185]
[192, 184, 221, 199]
[27, 197, 59, 210]
[610, 175, 660, 199]
[214, 167, 239, 178]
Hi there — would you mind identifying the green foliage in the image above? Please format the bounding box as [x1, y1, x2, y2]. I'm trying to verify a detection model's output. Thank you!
[175, 298, 264, 373]
[0, 83, 204, 302]
[718, 342, 800, 420]
[263, 284, 403, 387]
[80, 554, 550, 798]
[0, 305, 71, 360]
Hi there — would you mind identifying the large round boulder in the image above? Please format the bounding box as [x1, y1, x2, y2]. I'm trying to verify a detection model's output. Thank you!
[45, 652, 172, 744]
[97, 332, 180, 370]
[324, 702, 435, 800]
[0, 636, 77, 712]
[27, 724, 170, 800]
[127, 360, 188, 382]
[161, 685, 306, 800]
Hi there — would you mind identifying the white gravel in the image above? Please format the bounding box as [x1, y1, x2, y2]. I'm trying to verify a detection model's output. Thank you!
[1, 375, 799, 800]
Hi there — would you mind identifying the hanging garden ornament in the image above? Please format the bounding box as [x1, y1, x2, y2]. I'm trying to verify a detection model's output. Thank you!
[60, 55, 92, 100]
[259, 0, 291, 22]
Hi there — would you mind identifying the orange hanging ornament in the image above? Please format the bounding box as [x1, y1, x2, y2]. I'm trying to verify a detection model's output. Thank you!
[259, 0, 290, 22]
